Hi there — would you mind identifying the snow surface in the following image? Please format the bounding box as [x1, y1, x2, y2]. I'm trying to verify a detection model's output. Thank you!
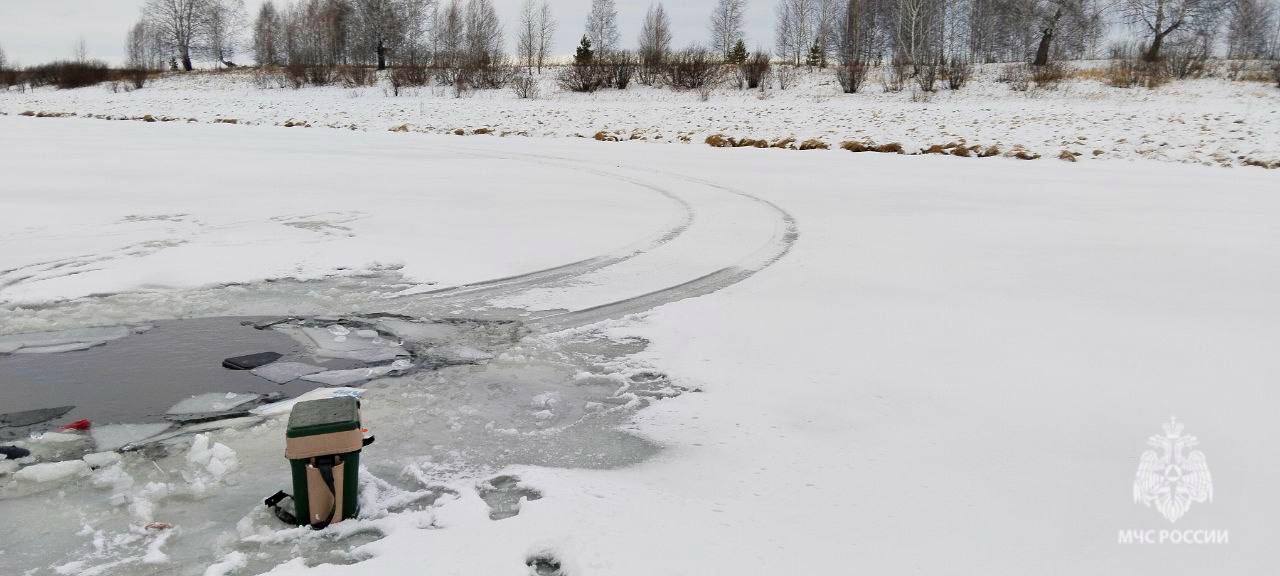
[2, 102, 1279, 575]
[2, 64, 1278, 168]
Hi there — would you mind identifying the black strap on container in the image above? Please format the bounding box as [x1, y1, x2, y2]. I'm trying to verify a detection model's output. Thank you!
[309, 455, 341, 530]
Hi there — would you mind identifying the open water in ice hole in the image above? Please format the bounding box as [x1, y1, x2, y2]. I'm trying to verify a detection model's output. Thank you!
[0, 317, 368, 431]
[0, 314, 686, 576]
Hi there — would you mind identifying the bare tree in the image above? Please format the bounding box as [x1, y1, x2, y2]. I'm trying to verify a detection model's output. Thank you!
[776, 0, 817, 65]
[535, 1, 557, 71]
[352, 0, 401, 69]
[710, 0, 747, 60]
[1225, 0, 1277, 58]
[74, 35, 89, 62]
[586, 0, 621, 53]
[399, 0, 433, 65]
[813, 0, 842, 65]
[639, 3, 674, 68]
[464, 0, 503, 67]
[894, 0, 943, 66]
[127, 21, 150, 68]
[143, 0, 209, 71]
[1121, 0, 1225, 60]
[253, 1, 285, 65]
[1029, 0, 1102, 65]
[839, 0, 885, 64]
[518, 0, 538, 69]
[433, 0, 464, 68]
[205, 0, 248, 67]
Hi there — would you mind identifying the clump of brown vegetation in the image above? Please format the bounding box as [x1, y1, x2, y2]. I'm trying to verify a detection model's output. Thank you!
[734, 137, 770, 148]
[705, 134, 733, 147]
[1057, 150, 1079, 162]
[594, 131, 619, 142]
[840, 140, 907, 155]
[978, 145, 1001, 157]
[472, 127, 493, 135]
[1006, 147, 1041, 160]
[798, 139, 829, 150]
[1106, 59, 1167, 89]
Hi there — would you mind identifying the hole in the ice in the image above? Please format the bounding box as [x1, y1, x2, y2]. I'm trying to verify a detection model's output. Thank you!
[525, 552, 565, 576]
[479, 474, 543, 520]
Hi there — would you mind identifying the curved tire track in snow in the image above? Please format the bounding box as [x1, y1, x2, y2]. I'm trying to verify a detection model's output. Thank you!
[443, 146, 799, 332]
[379, 153, 694, 307]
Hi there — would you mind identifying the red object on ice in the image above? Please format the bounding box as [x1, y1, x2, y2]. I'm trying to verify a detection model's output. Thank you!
[59, 419, 91, 431]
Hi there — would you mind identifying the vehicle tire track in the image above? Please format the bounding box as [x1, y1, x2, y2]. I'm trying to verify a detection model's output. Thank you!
[374, 150, 695, 310]
[442, 146, 798, 332]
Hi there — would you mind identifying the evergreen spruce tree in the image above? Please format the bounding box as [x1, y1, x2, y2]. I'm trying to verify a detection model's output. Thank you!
[728, 39, 748, 64]
[574, 35, 594, 65]
[806, 40, 823, 68]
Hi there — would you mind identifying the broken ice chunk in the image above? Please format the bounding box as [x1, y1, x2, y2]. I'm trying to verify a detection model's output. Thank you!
[300, 361, 411, 386]
[0, 405, 75, 429]
[0, 460, 18, 475]
[297, 326, 408, 363]
[165, 393, 263, 422]
[91, 423, 173, 451]
[424, 344, 494, 366]
[13, 459, 91, 484]
[13, 341, 107, 354]
[374, 319, 464, 344]
[140, 416, 264, 447]
[0, 326, 132, 354]
[251, 361, 327, 384]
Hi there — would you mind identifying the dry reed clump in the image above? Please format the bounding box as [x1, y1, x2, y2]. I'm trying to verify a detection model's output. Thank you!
[798, 139, 829, 150]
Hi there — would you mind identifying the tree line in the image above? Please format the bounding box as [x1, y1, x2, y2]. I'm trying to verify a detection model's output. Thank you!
[112, 0, 1278, 73]
[0, 0, 1276, 78]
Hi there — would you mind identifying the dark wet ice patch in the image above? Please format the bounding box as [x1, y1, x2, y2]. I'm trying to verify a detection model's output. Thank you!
[0, 317, 323, 427]
[478, 474, 543, 520]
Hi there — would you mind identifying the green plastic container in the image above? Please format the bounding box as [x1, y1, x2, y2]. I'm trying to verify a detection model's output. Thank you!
[286, 397, 362, 526]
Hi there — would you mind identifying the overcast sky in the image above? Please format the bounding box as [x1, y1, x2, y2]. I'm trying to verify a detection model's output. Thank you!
[0, 0, 779, 66]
